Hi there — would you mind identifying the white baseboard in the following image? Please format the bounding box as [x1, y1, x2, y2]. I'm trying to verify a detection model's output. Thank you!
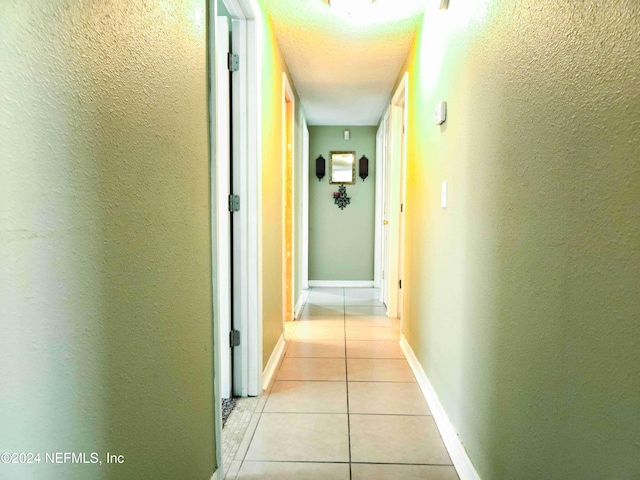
[400, 334, 480, 480]
[294, 290, 309, 319]
[262, 333, 286, 391]
[210, 470, 218, 480]
[308, 280, 375, 288]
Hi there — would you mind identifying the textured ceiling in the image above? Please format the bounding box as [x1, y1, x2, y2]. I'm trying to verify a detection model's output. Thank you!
[263, 0, 426, 125]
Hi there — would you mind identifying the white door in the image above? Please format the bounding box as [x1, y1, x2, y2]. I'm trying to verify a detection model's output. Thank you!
[384, 74, 408, 320]
[397, 103, 406, 319]
[215, 16, 232, 399]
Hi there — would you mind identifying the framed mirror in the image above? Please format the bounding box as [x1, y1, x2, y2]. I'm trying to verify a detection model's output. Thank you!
[329, 151, 356, 184]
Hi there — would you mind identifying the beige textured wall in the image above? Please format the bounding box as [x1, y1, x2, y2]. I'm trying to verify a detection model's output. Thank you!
[0, 1, 215, 478]
[258, 6, 305, 366]
[396, 0, 640, 478]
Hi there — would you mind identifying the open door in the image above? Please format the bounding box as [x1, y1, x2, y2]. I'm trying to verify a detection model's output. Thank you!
[396, 100, 407, 320]
[213, 0, 264, 476]
[381, 73, 408, 319]
[215, 15, 233, 399]
[216, 0, 263, 402]
[390, 74, 408, 321]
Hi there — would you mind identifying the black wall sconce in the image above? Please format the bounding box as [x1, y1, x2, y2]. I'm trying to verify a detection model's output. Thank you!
[316, 155, 326, 181]
[359, 155, 369, 181]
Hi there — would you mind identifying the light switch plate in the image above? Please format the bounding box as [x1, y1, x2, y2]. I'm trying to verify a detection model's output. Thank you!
[441, 181, 447, 208]
[435, 101, 447, 125]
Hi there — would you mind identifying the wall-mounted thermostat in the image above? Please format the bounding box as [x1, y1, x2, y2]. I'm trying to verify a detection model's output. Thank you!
[434, 101, 447, 125]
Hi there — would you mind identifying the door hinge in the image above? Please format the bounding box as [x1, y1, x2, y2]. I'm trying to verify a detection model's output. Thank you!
[382, 270, 385, 280]
[400, 203, 404, 213]
[228, 194, 240, 212]
[399, 279, 402, 289]
[230, 330, 240, 347]
[228, 53, 239, 72]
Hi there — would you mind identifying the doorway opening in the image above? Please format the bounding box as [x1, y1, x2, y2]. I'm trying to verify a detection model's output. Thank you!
[377, 73, 408, 321]
[212, 0, 263, 477]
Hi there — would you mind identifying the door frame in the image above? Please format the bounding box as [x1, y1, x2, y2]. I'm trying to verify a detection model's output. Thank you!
[379, 108, 391, 308]
[374, 116, 385, 291]
[301, 119, 309, 291]
[211, 0, 263, 475]
[214, 15, 232, 400]
[218, 0, 262, 399]
[210, 3, 223, 476]
[384, 72, 408, 319]
[281, 72, 296, 327]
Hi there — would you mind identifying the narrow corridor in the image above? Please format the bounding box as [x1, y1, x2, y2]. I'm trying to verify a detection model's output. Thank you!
[225, 288, 460, 479]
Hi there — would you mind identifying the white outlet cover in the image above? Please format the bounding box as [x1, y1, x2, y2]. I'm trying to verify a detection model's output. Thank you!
[434, 101, 447, 125]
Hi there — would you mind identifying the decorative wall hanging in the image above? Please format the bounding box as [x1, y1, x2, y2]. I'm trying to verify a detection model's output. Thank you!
[334, 185, 351, 210]
[315, 155, 326, 181]
[329, 151, 356, 184]
[359, 155, 369, 181]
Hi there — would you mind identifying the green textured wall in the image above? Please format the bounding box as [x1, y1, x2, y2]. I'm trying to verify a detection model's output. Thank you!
[309, 126, 377, 281]
[396, 0, 640, 478]
[0, 1, 216, 479]
[217, 0, 230, 17]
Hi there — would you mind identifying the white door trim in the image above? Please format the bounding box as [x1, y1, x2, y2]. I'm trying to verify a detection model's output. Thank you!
[281, 72, 296, 330]
[209, 2, 223, 477]
[211, 0, 263, 476]
[387, 72, 408, 319]
[220, 0, 262, 399]
[214, 15, 232, 401]
[380, 108, 391, 307]
[302, 120, 310, 291]
[374, 123, 383, 289]
[230, 18, 248, 398]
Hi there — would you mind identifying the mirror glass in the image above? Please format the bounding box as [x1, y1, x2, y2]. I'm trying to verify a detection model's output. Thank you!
[329, 151, 356, 184]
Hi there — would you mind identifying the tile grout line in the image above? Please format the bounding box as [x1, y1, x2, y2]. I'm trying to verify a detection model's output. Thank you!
[343, 288, 353, 480]
[234, 305, 300, 478]
[241, 289, 436, 477]
[240, 459, 453, 466]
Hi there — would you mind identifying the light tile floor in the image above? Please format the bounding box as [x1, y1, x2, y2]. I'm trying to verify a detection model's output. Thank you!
[224, 287, 459, 480]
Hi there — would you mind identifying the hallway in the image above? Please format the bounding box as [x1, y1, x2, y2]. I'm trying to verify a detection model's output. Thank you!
[226, 288, 459, 480]
[2, 1, 638, 478]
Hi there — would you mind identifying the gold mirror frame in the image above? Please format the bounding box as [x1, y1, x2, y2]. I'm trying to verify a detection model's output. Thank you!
[329, 151, 356, 185]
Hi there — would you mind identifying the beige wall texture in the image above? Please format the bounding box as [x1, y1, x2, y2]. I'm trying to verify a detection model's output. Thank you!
[308, 126, 377, 281]
[257, 4, 306, 366]
[0, 1, 216, 479]
[395, 0, 640, 478]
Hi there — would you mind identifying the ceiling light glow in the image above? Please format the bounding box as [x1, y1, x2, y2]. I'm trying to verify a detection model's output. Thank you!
[329, 0, 374, 16]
